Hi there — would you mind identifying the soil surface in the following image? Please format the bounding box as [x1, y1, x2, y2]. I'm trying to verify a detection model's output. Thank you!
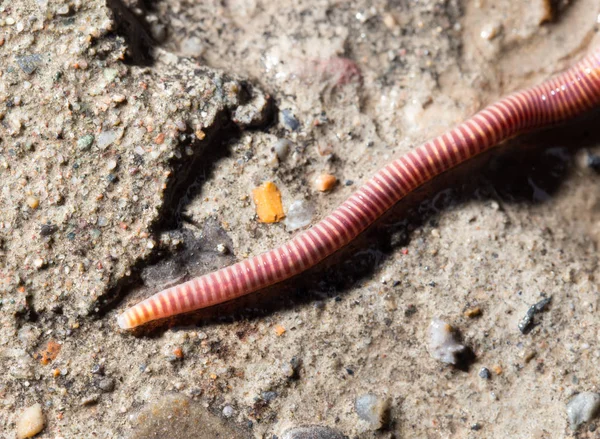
[1, 0, 600, 438]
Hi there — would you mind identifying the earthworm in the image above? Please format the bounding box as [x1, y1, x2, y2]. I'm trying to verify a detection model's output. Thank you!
[117, 48, 600, 329]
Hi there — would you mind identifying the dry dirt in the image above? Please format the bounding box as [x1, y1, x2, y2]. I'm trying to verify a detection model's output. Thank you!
[1, 0, 600, 438]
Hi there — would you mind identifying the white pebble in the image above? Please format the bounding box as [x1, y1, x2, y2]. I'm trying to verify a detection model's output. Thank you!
[567, 392, 600, 430]
[284, 200, 315, 231]
[355, 394, 388, 429]
[180, 37, 205, 57]
[97, 130, 118, 150]
[222, 405, 234, 418]
[428, 318, 466, 365]
[16, 403, 45, 439]
[273, 139, 292, 161]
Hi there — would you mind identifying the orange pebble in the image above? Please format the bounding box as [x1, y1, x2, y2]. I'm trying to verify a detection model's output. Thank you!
[173, 347, 184, 359]
[315, 174, 337, 192]
[274, 324, 286, 336]
[252, 182, 285, 223]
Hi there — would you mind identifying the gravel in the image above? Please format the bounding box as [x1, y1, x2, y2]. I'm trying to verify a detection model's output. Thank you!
[428, 318, 467, 365]
[354, 394, 388, 430]
[16, 403, 45, 439]
[566, 392, 600, 430]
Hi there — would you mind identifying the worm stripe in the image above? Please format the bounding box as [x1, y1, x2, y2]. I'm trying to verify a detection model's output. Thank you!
[117, 49, 600, 329]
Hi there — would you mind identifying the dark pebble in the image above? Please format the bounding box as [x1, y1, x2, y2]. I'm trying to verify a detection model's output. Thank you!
[40, 224, 58, 236]
[97, 377, 115, 392]
[344, 180, 354, 186]
[471, 423, 482, 431]
[479, 367, 491, 380]
[345, 368, 354, 375]
[281, 426, 347, 439]
[280, 109, 300, 131]
[91, 364, 104, 375]
[16, 54, 43, 75]
[518, 296, 552, 334]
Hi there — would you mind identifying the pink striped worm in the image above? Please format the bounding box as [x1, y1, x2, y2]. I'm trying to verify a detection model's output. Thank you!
[117, 48, 600, 329]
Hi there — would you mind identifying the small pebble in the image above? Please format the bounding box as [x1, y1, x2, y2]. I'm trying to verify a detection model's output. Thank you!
[428, 318, 466, 365]
[284, 200, 315, 231]
[567, 392, 600, 430]
[273, 139, 293, 161]
[315, 174, 337, 192]
[216, 243, 228, 254]
[26, 197, 39, 209]
[222, 405, 234, 418]
[16, 403, 45, 439]
[355, 394, 388, 430]
[107, 159, 118, 171]
[6, 17, 15, 25]
[479, 367, 491, 380]
[40, 224, 57, 236]
[77, 134, 95, 151]
[97, 377, 115, 393]
[97, 130, 118, 150]
[56, 5, 70, 15]
[16, 54, 42, 75]
[111, 94, 126, 103]
[518, 296, 551, 334]
[280, 109, 300, 131]
[252, 182, 285, 223]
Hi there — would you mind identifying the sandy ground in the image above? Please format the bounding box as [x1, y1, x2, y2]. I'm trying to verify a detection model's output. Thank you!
[1, 0, 600, 438]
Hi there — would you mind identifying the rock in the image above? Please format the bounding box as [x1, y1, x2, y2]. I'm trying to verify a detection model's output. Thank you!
[274, 139, 293, 161]
[479, 367, 491, 380]
[281, 425, 347, 439]
[97, 130, 119, 149]
[567, 392, 600, 430]
[314, 174, 337, 192]
[284, 200, 315, 231]
[15, 54, 43, 75]
[252, 181, 285, 223]
[354, 394, 388, 430]
[16, 403, 45, 439]
[77, 134, 95, 151]
[280, 109, 300, 131]
[428, 318, 466, 365]
[518, 296, 551, 334]
[222, 405, 234, 418]
[97, 377, 115, 393]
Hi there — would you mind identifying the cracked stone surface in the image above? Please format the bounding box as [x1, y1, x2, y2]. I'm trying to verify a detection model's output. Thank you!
[1, 0, 600, 438]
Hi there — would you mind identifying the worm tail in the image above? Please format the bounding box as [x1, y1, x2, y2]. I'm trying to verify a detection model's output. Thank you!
[118, 48, 600, 329]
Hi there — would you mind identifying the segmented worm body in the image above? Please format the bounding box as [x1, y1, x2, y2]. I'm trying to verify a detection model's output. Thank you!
[118, 49, 600, 329]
